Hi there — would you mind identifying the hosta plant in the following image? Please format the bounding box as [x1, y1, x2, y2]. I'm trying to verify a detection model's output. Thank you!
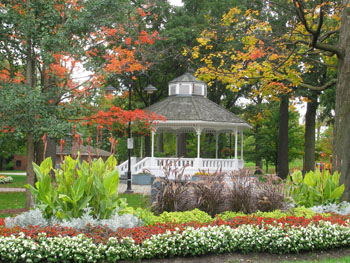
[25, 155, 120, 220]
[286, 170, 344, 207]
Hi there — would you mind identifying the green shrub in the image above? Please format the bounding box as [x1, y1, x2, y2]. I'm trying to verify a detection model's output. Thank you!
[25, 155, 120, 220]
[215, 207, 329, 220]
[121, 207, 213, 225]
[286, 170, 344, 207]
[156, 209, 213, 224]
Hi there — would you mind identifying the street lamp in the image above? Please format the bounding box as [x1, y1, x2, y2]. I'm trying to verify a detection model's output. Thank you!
[144, 84, 157, 106]
[144, 84, 157, 95]
[125, 83, 134, 193]
[104, 85, 116, 96]
[125, 84, 157, 194]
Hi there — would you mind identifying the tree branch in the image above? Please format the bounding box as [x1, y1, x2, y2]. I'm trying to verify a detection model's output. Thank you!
[293, 78, 337, 91]
[296, 40, 342, 57]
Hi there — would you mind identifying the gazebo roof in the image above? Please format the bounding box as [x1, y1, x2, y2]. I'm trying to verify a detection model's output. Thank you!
[146, 95, 251, 132]
[169, 72, 206, 84]
[146, 73, 251, 133]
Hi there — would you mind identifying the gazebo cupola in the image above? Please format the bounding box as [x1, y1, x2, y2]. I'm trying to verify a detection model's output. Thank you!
[168, 73, 207, 97]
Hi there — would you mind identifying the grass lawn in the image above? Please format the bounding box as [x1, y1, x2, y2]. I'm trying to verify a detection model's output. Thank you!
[282, 256, 350, 263]
[0, 192, 26, 211]
[245, 158, 304, 174]
[119, 193, 150, 209]
[0, 174, 26, 188]
[0, 191, 150, 218]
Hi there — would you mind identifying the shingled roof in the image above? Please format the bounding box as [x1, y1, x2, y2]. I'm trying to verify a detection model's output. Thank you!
[146, 95, 247, 124]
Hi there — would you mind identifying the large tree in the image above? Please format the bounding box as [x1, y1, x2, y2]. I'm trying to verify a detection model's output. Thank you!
[0, 0, 163, 208]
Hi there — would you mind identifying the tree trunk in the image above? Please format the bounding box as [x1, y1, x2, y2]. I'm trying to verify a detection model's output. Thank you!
[47, 138, 57, 168]
[254, 123, 263, 170]
[336, 1, 350, 200]
[25, 132, 35, 209]
[177, 133, 187, 157]
[304, 95, 318, 172]
[145, 135, 151, 157]
[277, 94, 289, 179]
[156, 133, 164, 153]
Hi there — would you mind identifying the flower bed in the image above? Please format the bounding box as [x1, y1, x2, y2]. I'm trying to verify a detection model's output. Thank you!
[0, 175, 13, 184]
[1, 214, 350, 262]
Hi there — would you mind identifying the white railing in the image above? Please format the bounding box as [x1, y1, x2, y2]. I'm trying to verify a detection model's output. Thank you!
[133, 157, 151, 174]
[118, 159, 129, 175]
[201, 158, 239, 170]
[155, 158, 195, 168]
[117, 157, 244, 177]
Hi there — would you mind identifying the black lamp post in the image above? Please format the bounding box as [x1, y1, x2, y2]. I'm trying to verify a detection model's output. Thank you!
[124, 84, 157, 194]
[125, 83, 133, 193]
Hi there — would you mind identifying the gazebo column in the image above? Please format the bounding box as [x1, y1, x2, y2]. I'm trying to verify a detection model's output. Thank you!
[195, 128, 202, 170]
[235, 128, 238, 159]
[196, 129, 201, 158]
[241, 130, 244, 160]
[151, 130, 155, 158]
[215, 132, 219, 159]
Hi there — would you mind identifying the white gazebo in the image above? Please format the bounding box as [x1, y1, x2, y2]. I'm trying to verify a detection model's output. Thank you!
[117, 73, 251, 177]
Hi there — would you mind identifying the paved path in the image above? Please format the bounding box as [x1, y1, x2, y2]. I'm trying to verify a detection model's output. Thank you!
[0, 172, 26, 176]
[0, 184, 151, 194]
[0, 187, 25, 192]
[118, 183, 151, 195]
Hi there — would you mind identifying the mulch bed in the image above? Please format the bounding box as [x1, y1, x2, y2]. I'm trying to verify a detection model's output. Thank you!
[0, 208, 28, 215]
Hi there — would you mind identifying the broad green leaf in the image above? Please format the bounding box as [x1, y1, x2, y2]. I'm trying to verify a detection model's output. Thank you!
[304, 172, 316, 187]
[72, 176, 86, 201]
[33, 162, 44, 182]
[323, 178, 334, 202]
[329, 185, 345, 201]
[59, 194, 75, 205]
[291, 170, 303, 185]
[77, 196, 92, 212]
[103, 169, 119, 197]
[40, 157, 52, 176]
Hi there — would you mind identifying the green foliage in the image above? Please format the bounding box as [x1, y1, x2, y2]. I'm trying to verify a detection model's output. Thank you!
[286, 170, 345, 207]
[156, 209, 213, 224]
[215, 207, 329, 220]
[243, 101, 304, 168]
[25, 155, 120, 220]
[121, 207, 213, 225]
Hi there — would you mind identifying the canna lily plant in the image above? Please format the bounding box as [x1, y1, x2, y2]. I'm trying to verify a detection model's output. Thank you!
[286, 170, 345, 207]
[25, 155, 120, 220]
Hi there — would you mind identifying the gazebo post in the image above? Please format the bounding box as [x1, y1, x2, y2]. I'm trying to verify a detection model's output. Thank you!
[241, 130, 244, 160]
[235, 128, 238, 159]
[215, 132, 219, 159]
[151, 131, 155, 158]
[196, 128, 201, 158]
